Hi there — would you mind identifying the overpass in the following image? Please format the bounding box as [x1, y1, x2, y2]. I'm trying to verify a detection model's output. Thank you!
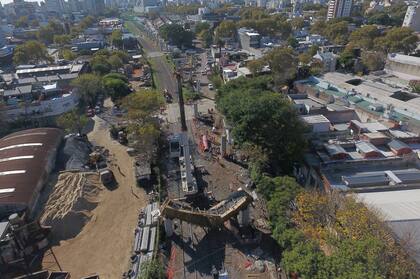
[160, 190, 253, 227]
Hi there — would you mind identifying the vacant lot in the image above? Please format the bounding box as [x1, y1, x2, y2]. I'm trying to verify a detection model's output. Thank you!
[43, 116, 147, 278]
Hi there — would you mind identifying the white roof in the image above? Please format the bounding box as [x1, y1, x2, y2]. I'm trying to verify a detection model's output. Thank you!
[387, 53, 420, 67]
[357, 189, 420, 221]
[301, 114, 331, 124]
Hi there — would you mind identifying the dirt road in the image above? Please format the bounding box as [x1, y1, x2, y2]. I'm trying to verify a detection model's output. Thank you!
[43, 116, 147, 278]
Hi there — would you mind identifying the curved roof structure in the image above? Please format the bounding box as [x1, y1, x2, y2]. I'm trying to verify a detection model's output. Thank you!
[0, 128, 63, 216]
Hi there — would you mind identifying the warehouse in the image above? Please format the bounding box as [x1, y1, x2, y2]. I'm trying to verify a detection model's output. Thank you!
[0, 128, 63, 219]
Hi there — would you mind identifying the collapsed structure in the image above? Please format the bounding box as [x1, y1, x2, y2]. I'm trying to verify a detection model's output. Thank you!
[160, 189, 253, 227]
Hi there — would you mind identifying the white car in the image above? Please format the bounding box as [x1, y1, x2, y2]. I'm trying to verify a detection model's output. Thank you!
[208, 83, 214, 90]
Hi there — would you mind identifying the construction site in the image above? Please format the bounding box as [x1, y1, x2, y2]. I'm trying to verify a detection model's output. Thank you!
[154, 68, 278, 279]
[0, 37, 277, 279]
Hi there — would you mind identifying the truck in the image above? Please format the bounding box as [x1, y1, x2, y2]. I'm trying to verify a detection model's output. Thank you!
[99, 169, 115, 185]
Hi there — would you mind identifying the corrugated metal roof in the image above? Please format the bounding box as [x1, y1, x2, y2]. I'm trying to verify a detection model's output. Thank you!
[388, 139, 411, 151]
[342, 172, 389, 187]
[324, 143, 347, 156]
[0, 128, 63, 212]
[393, 169, 420, 184]
[355, 141, 380, 154]
[357, 189, 420, 221]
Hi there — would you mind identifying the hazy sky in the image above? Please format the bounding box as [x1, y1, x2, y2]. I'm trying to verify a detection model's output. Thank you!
[1, 0, 42, 5]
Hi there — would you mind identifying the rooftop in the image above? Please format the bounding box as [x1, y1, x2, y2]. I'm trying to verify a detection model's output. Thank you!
[0, 128, 63, 216]
[301, 114, 331, 124]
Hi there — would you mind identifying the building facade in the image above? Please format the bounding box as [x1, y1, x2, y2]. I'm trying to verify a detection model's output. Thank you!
[327, 0, 353, 20]
[403, 5, 420, 32]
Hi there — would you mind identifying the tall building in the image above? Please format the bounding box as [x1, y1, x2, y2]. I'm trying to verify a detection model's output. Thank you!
[327, 0, 352, 20]
[403, 5, 420, 32]
[45, 0, 65, 14]
[0, 27, 5, 48]
[82, 0, 104, 15]
[134, 0, 157, 13]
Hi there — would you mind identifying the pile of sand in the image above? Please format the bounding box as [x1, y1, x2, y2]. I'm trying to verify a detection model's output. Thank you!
[41, 171, 103, 240]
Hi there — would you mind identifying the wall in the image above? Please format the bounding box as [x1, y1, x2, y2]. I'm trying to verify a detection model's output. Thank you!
[3, 93, 78, 122]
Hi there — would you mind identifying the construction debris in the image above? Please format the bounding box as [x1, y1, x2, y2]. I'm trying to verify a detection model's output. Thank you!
[126, 202, 159, 279]
[41, 172, 103, 240]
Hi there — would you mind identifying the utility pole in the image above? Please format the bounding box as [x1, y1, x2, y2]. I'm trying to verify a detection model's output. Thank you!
[176, 72, 187, 132]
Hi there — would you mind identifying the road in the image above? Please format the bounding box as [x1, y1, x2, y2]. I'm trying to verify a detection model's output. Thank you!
[126, 19, 246, 279]
[126, 21, 177, 95]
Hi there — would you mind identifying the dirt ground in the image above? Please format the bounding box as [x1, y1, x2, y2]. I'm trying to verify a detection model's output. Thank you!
[42, 116, 147, 279]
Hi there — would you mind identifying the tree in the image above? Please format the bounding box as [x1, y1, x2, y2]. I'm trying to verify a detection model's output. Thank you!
[366, 3, 408, 26]
[264, 47, 298, 86]
[198, 29, 213, 48]
[79, 15, 95, 30]
[195, 21, 211, 35]
[361, 51, 385, 72]
[217, 76, 306, 173]
[290, 17, 305, 30]
[30, 19, 39, 27]
[123, 90, 164, 151]
[374, 27, 418, 54]
[310, 20, 326, 35]
[338, 48, 355, 71]
[54, 34, 71, 46]
[287, 36, 299, 48]
[348, 25, 381, 50]
[60, 48, 77, 61]
[91, 54, 112, 75]
[282, 240, 325, 279]
[0, 102, 8, 136]
[15, 16, 29, 28]
[215, 20, 237, 40]
[108, 55, 123, 70]
[139, 259, 165, 279]
[13, 40, 51, 65]
[110, 30, 123, 48]
[409, 80, 420, 93]
[247, 59, 265, 76]
[57, 109, 89, 134]
[71, 74, 104, 108]
[111, 50, 130, 64]
[323, 21, 349, 44]
[37, 20, 65, 44]
[103, 73, 130, 101]
[159, 24, 193, 48]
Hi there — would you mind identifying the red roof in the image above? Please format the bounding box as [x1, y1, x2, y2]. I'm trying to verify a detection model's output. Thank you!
[0, 128, 63, 213]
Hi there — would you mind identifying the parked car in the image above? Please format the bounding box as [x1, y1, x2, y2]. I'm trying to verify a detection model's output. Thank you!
[208, 83, 214, 90]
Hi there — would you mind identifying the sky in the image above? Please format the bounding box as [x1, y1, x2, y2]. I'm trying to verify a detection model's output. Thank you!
[1, 0, 42, 5]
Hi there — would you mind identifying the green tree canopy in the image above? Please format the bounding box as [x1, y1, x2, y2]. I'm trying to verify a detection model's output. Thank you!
[159, 24, 193, 48]
[215, 20, 237, 40]
[71, 74, 104, 108]
[13, 40, 51, 65]
[37, 20, 65, 44]
[348, 25, 381, 50]
[110, 29, 123, 48]
[54, 34, 72, 46]
[361, 51, 385, 72]
[123, 90, 164, 151]
[195, 21, 211, 34]
[103, 73, 131, 102]
[264, 47, 298, 86]
[374, 27, 418, 54]
[57, 109, 89, 134]
[217, 76, 306, 173]
[59, 48, 77, 61]
[15, 16, 29, 28]
[139, 259, 165, 279]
